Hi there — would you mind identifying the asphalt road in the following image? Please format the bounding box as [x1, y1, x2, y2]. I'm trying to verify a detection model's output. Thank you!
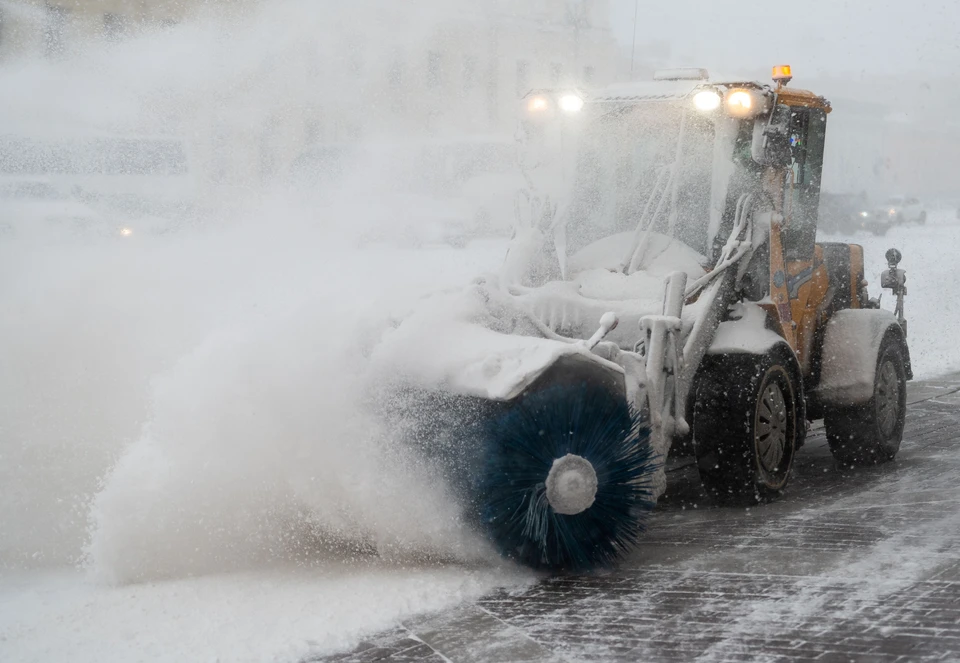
[315, 374, 960, 663]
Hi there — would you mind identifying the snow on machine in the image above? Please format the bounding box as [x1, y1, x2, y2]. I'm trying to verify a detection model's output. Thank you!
[368, 66, 912, 571]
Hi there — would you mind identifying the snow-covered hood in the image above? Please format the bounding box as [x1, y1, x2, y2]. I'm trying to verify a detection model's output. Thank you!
[368, 285, 626, 401]
[510, 231, 707, 349]
[367, 231, 707, 402]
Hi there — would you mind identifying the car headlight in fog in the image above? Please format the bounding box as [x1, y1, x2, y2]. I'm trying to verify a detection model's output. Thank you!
[889, 209, 897, 216]
[693, 89, 722, 111]
[119, 227, 133, 237]
[527, 96, 550, 113]
[558, 94, 584, 113]
[859, 211, 870, 218]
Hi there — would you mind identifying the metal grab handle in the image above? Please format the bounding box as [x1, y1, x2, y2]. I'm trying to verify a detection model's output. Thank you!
[583, 312, 620, 351]
[640, 271, 688, 437]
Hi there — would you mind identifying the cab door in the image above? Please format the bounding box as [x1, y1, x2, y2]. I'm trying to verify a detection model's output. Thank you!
[782, 107, 827, 260]
[773, 106, 830, 373]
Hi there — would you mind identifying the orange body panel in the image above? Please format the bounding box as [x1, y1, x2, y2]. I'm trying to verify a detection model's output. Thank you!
[786, 249, 830, 374]
[849, 244, 865, 308]
[767, 215, 796, 349]
[767, 231, 830, 375]
[774, 87, 832, 113]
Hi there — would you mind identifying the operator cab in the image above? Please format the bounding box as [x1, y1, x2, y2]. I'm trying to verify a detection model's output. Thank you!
[521, 68, 827, 266]
[517, 67, 833, 369]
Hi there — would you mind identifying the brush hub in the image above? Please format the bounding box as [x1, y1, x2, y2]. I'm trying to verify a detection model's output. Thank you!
[545, 454, 598, 515]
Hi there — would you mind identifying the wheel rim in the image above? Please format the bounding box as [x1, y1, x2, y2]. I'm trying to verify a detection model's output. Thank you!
[876, 359, 901, 437]
[756, 382, 787, 473]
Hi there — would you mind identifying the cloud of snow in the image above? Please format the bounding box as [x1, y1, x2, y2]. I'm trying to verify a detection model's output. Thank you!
[84, 211, 500, 583]
[0, 1, 508, 580]
[0, 190, 508, 581]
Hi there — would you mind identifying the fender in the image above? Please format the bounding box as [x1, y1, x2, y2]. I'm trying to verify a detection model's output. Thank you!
[814, 309, 912, 407]
[706, 302, 785, 356]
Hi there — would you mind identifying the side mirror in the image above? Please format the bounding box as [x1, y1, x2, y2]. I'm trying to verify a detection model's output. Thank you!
[885, 247, 902, 268]
[751, 104, 792, 168]
[880, 248, 906, 293]
[880, 247, 907, 334]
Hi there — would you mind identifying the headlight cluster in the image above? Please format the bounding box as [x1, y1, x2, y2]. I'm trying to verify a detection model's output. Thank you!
[693, 86, 769, 118]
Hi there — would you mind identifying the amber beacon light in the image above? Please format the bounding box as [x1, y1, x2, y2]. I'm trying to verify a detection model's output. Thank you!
[772, 64, 793, 86]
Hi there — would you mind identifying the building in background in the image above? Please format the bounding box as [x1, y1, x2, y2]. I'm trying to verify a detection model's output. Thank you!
[0, 0, 623, 201]
[261, 1, 621, 187]
[3, 3, 957, 208]
[0, 0, 193, 60]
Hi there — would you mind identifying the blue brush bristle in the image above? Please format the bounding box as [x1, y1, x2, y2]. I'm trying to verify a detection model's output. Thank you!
[470, 383, 658, 571]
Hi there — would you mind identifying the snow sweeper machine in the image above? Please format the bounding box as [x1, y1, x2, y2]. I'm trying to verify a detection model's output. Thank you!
[371, 66, 912, 571]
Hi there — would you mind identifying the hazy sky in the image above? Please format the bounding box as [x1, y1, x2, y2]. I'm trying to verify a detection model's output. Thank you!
[609, 0, 960, 79]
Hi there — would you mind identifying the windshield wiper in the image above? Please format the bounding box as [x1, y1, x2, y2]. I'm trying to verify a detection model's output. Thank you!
[617, 164, 672, 274]
[619, 110, 690, 275]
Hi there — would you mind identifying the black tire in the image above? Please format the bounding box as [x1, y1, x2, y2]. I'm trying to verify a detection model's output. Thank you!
[693, 351, 801, 505]
[824, 334, 907, 466]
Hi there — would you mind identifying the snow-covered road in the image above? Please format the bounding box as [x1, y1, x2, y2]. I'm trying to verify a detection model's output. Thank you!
[319, 375, 960, 662]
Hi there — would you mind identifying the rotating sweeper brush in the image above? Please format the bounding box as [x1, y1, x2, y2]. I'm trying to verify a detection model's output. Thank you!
[384, 366, 660, 572]
[470, 382, 658, 571]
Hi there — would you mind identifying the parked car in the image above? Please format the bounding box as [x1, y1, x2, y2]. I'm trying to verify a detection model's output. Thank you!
[74, 190, 186, 237]
[878, 195, 926, 226]
[0, 177, 104, 241]
[818, 192, 872, 235]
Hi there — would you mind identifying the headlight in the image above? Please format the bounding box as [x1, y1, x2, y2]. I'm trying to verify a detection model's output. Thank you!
[693, 89, 722, 111]
[724, 88, 767, 118]
[725, 89, 754, 116]
[859, 211, 869, 218]
[558, 94, 584, 113]
[527, 96, 550, 113]
[119, 227, 133, 237]
[888, 209, 896, 216]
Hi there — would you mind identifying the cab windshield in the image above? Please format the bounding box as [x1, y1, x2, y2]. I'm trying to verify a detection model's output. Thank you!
[565, 103, 717, 258]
